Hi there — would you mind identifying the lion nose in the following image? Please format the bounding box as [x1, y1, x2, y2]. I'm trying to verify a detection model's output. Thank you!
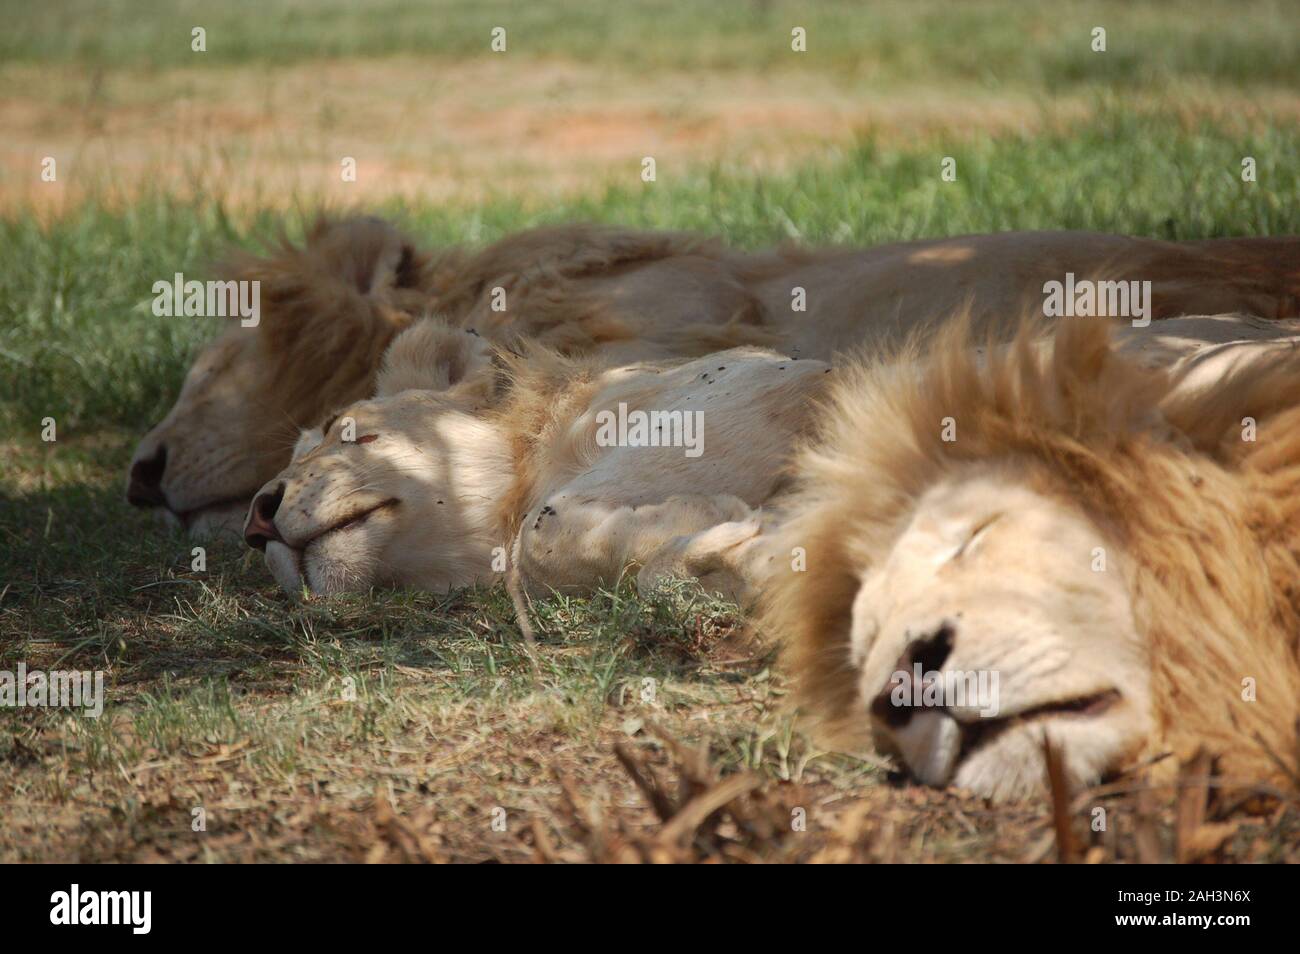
[868, 621, 963, 786]
[869, 621, 956, 729]
[127, 446, 168, 507]
[244, 483, 286, 551]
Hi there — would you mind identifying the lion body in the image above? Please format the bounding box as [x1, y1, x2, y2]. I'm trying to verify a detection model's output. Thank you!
[252, 321, 830, 600]
[128, 219, 1300, 535]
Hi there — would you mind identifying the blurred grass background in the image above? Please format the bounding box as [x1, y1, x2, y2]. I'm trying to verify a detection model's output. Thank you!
[4, 0, 1299, 89]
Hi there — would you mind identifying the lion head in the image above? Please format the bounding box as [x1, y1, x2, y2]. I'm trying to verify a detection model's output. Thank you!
[763, 317, 1300, 802]
[124, 216, 426, 536]
[242, 320, 511, 595]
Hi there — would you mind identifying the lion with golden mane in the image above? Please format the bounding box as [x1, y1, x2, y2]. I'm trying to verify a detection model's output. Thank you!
[127, 216, 1300, 537]
[761, 317, 1300, 802]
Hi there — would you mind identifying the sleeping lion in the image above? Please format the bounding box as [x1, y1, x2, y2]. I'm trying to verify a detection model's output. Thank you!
[762, 317, 1300, 802]
[242, 318, 819, 599]
[126, 218, 1300, 536]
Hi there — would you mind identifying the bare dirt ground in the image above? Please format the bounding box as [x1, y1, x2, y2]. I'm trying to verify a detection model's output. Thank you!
[6, 57, 1298, 215]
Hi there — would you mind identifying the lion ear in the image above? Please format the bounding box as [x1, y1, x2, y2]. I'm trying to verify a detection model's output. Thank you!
[304, 215, 425, 297]
[219, 216, 424, 365]
[375, 318, 495, 400]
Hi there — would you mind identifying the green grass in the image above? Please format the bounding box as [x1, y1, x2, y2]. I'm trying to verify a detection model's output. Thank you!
[3, 108, 1296, 436]
[3, 0, 1298, 92]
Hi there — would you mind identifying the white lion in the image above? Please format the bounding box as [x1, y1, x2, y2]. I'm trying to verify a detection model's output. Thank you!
[243, 319, 827, 600]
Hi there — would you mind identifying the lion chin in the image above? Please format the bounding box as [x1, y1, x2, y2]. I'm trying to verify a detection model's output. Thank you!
[264, 542, 305, 596]
[146, 499, 249, 539]
[262, 524, 386, 599]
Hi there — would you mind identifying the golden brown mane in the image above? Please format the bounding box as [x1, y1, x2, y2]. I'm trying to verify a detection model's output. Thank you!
[488, 345, 605, 540]
[764, 314, 1300, 786]
[427, 223, 779, 356]
[217, 216, 426, 437]
[233, 220, 781, 439]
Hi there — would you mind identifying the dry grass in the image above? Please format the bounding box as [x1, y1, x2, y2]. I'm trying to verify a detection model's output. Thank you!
[1, 436, 1294, 864]
[7, 664, 1295, 863]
